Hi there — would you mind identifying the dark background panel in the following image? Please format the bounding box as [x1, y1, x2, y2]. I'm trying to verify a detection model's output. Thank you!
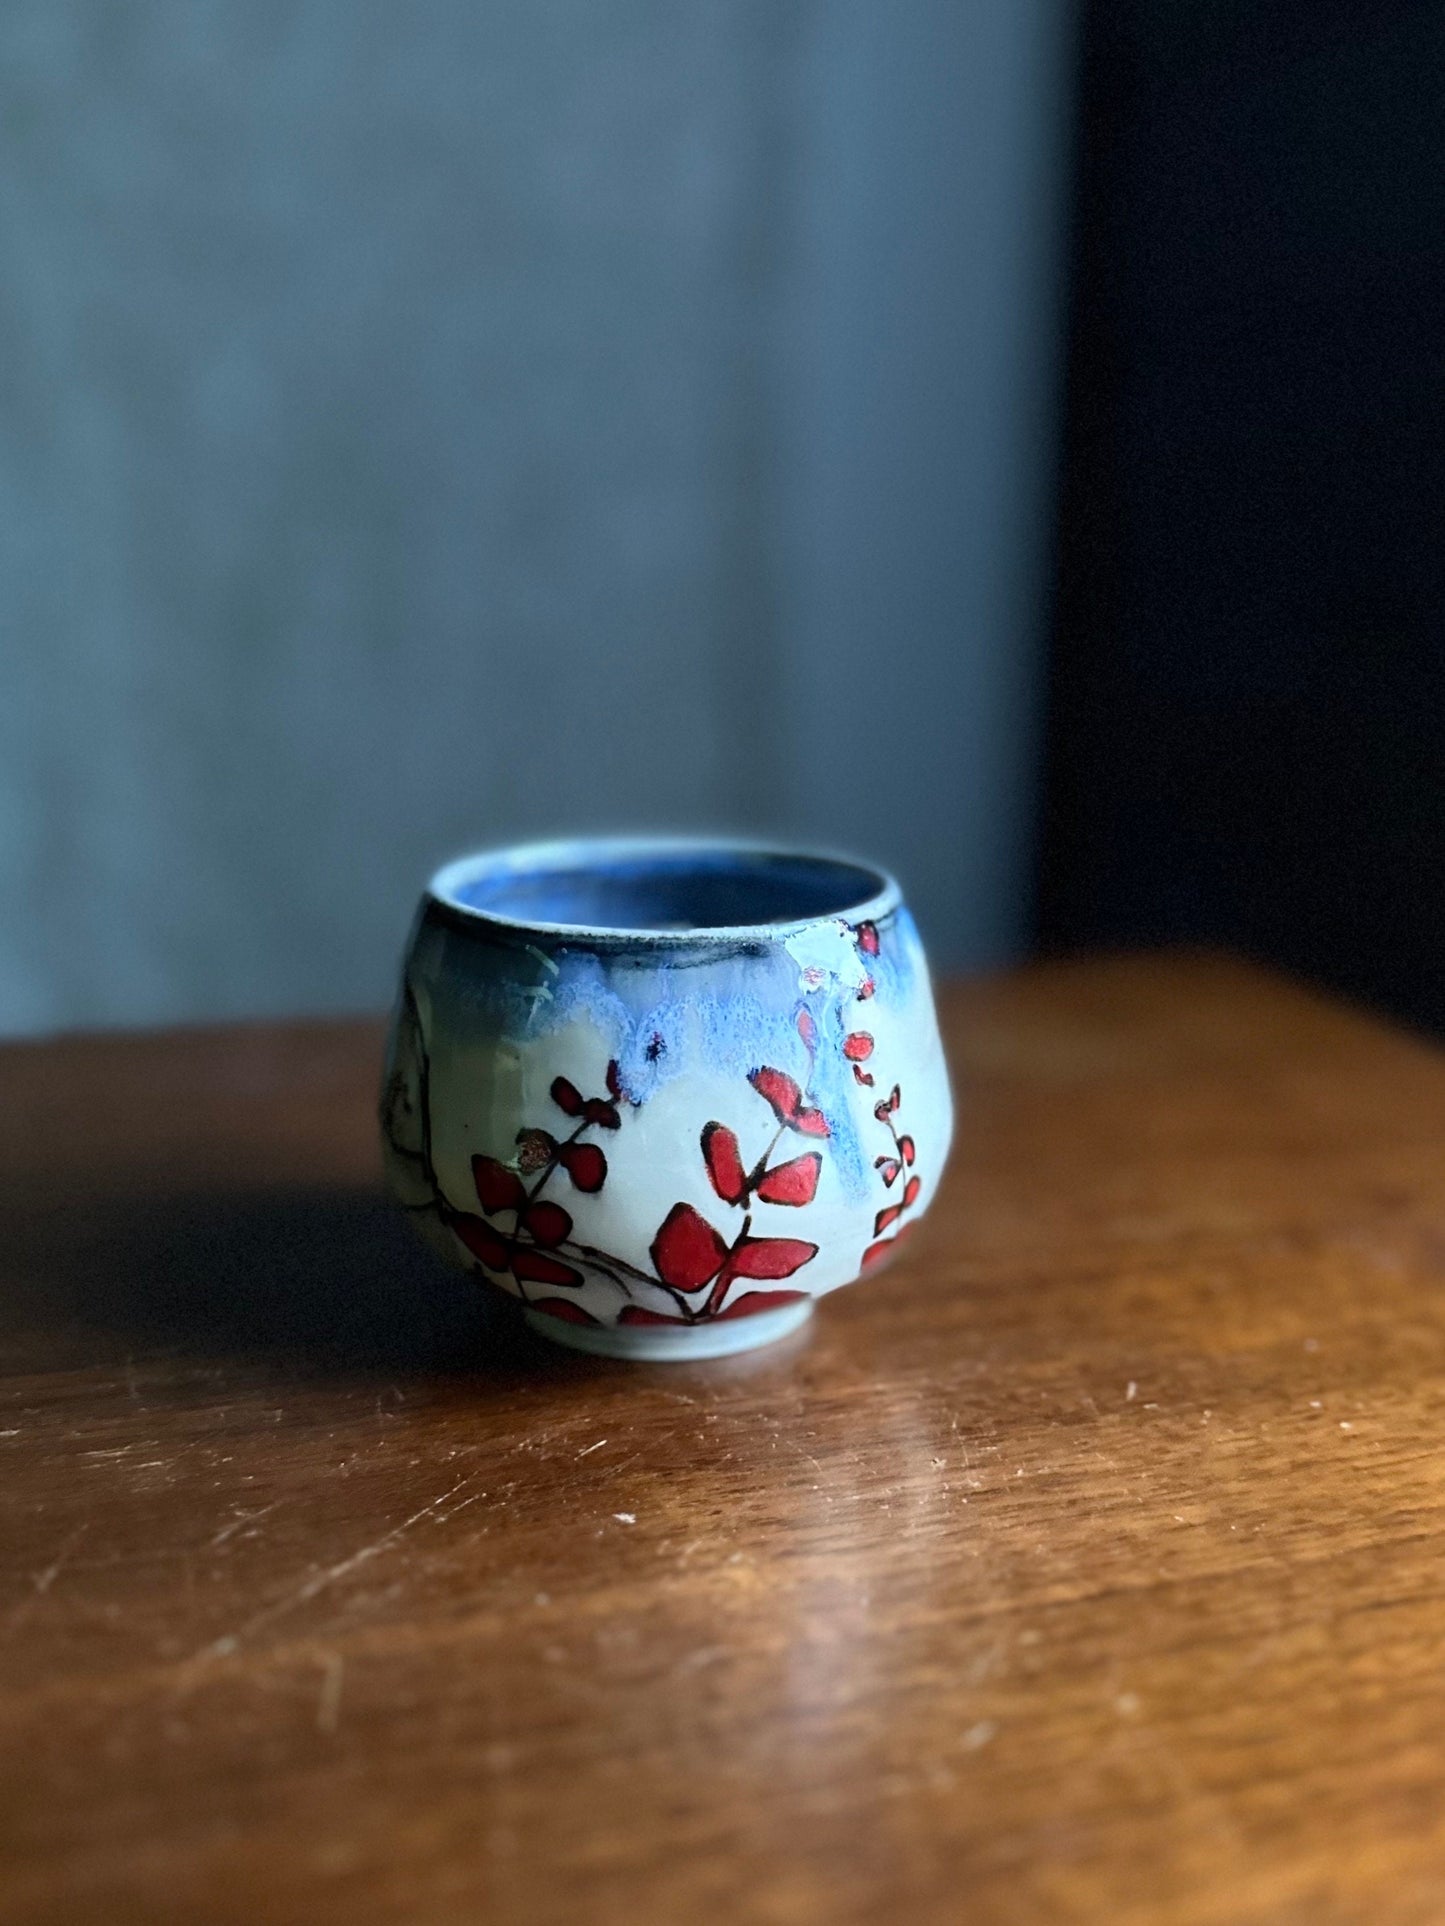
[1039, 0, 1445, 1031]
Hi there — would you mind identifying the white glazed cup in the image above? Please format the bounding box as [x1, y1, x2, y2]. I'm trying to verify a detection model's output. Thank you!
[381, 838, 952, 1360]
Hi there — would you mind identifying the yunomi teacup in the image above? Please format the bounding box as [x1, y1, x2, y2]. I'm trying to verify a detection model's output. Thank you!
[381, 838, 953, 1359]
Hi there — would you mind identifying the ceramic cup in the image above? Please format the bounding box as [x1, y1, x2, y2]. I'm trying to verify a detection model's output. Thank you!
[380, 838, 952, 1360]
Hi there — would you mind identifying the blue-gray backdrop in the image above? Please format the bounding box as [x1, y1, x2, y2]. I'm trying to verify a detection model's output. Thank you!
[0, 1, 1074, 1033]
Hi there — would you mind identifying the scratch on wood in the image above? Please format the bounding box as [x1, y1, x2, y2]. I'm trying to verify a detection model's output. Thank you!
[196, 1478, 476, 1659]
[5, 1525, 87, 1636]
[210, 1501, 281, 1549]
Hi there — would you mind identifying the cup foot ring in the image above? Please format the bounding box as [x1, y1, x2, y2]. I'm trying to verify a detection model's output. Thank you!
[523, 1298, 814, 1361]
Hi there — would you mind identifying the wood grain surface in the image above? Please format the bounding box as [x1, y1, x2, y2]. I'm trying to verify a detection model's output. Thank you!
[4, 954, 1445, 1925]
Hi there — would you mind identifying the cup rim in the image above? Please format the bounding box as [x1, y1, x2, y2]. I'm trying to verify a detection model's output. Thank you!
[425, 835, 901, 944]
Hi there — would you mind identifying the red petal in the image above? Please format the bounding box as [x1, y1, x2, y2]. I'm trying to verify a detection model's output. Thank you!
[617, 1304, 690, 1326]
[857, 921, 880, 956]
[863, 1221, 915, 1271]
[755, 1151, 821, 1206]
[472, 1154, 525, 1215]
[451, 1214, 511, 1270]
[874, 1203, 902, 1236]
[749, 1065, 802, 1123]
[522, 1199, 573, 1248]
[582, 1097, 622, 1130]
[649, 1202, 729, 1293]
[559, 1141, 607, 1192]
[795, 1007, 818, 1050]
[899, 1135, 916, 1166]
[511, 1247, 584, 1286]
[550, 1076, 583, 1116]
[888, 1085, 901, 1113]
[875, 1157, 901, 1188]
[725, 1235, 817, 1281]
[856, 977, 876, 1000]
[529, 1297, 600, 1326]
[605, 1058, 623, 1100]
[793, 1106, 831, 1139]
[873, 1099, 892, 1122]
[843, 1031, 875, 1061]
[852, 1064, 875, 1087]
[903, 1175, 921, 1208]
[701, 1122, 747, 1206]
[714, 1289, 807, 1321]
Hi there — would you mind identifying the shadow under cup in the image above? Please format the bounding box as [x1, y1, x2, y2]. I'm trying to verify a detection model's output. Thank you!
[381, 839, 952, 1360]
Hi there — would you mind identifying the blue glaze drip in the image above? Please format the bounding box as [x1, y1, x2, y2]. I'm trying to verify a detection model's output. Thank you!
[424, 907, 922, 1207]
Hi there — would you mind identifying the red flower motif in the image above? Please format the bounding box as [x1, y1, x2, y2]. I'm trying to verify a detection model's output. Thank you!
[451, 1207, 583, 1288]
[701, 1122, 748, 1206]
[460, 1052, 833, 1325]
[856, 977, 876, 1001]
[727, 1235, 817, 1280]
[861, 1223, 915, 1271]
[452, 1214, 511, 1271]
[843, 1032, 874, 1062]
[546, 1069, 622, 1144]
[796, 1006, 819, 1051]
[715, 1289, 807, 1321]
[862, 1060, 922, 1272]
[550, 1071, 622, 1128]
[549, 1075, 583, 1117]
[530, 1296, 600, 1326]
[754, 1151, 821, 1207]
[857, 921, 880, 956]
[522, 1200, 572, 1248]
[511, 1247, 584, 1286]
[749, 1066, 830, 1138]
[650, 1203, 731, 1294]
[650, 1201, 817, 1299]
[559, 1140, 607, 1191]
[472, 1155, 524, 1214]
[456, 1152, 584, 1289]
[749, 1064, 800, 1118]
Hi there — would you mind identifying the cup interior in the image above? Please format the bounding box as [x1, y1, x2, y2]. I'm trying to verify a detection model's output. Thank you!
[430, 840, 893, 938]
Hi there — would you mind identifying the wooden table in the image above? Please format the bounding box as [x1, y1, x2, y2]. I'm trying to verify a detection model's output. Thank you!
[5, 954, 1445, 1925]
